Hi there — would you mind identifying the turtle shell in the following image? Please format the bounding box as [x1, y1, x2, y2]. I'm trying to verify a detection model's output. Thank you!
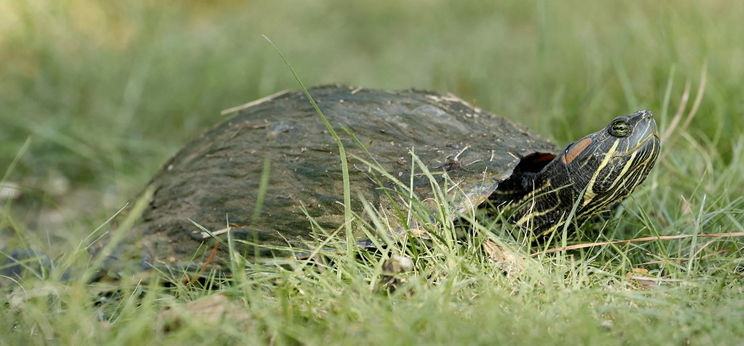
[139, 85, 557, 268]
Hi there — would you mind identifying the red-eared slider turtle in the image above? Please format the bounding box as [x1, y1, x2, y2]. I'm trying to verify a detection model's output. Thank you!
[138, 85, 660, 270]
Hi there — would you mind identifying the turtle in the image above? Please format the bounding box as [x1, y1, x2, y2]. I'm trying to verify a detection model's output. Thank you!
[134, 84, 660, 271]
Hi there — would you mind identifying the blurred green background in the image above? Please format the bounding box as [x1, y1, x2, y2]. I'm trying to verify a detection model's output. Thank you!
[0, 0, 740, 216]
[3, 2, 744, 343]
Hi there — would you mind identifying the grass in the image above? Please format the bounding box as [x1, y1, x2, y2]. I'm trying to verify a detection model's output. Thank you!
[2, 0, 744, 344]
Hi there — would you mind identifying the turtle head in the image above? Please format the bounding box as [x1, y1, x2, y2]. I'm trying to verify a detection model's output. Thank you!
[509, 110, 660, 238]
[558, 110, 659, 193]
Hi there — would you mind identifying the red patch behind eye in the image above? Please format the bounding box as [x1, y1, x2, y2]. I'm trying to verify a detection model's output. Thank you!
[561, 137, 593, 164]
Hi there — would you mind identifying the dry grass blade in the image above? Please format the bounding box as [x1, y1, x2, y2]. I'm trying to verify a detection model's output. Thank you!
[186, 243, 221, 284]
[220, 90, 291, 115]
[531, 232, 744, 256]
[661, 80, 691, 141]
[637, 249, 728, 266]
[661, 64, 707, 144]
[678, 62, 708, 136]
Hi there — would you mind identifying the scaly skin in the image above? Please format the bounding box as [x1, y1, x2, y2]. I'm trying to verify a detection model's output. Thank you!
[505, 110, 660, 239]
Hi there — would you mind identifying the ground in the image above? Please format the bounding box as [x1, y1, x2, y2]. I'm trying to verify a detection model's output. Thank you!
[1, 0, 743, 344]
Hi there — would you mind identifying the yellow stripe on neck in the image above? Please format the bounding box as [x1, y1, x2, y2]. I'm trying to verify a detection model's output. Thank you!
[582, 140, 619, 207]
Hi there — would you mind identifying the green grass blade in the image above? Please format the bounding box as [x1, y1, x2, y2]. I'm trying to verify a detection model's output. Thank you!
[262, 35, 354, 248]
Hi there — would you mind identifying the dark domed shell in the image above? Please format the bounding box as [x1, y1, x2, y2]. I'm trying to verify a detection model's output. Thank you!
[139, 85, 557, 267]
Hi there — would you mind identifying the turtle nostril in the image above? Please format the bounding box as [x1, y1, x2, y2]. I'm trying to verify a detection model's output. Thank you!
[639, 110, 653, 118]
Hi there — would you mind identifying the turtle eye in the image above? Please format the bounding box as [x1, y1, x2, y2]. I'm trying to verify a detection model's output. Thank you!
[608, 120, 631, 137]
